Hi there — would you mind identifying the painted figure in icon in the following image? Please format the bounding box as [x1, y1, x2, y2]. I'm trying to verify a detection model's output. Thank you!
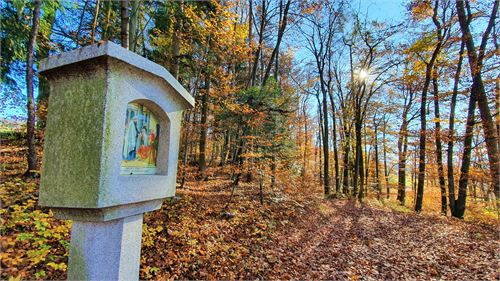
[121, 102, 159, 175]
[123, 115, 140, 160]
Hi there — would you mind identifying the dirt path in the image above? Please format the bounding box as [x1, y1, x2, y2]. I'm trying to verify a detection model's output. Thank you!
[259, 200, 500, 280]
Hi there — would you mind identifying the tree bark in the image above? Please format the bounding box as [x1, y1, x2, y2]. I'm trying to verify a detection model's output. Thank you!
[121, 0, 130, 49]
[455, 0, 500, 216]
[129, 0, 140, 52]
[455, 77, 477, 218]
[102, 0, 112, 41]
[249, 0, 266, 87]
[383, 118, 390, 199]
[415, 0, 444, 212]
[432, 76, 447, 215]
[342, 127, 350, 194]
[199, 73, 210, 174]
[374, 116, 381, 199]
[447, 40, 465, 216]
[91, 0, 101, 44]
[25, 0, 42, 177]
[170, 0, 184, 79]
[76, 0, 90, 46]
[262, 0, 291, 85]
[397, 118, 408, 204]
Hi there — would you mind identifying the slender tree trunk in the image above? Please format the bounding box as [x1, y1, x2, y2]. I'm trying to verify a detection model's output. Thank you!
[374, 118, 381, 199]
[247, 0, 254, 79]
[249, 0, 265, 87]
[121, 0, 130, 49]
[447, 41, 465, 216]
[220, 131, 229, 166]
[102, 0, 112, 41]
[332, 105, 340, 193]
[364, 124, 370, 190]
[129, 0, 140, 52]
[317, 99, 324, 183]
[91, 0, 101, 44]
[25, 0, 42, 178]
[415, 0, 444, 212]
[415, 71, 432, 212]
[432, 76, 447, 215]
[342, 128, 350, 194]
[455, 79, 477, 218]
[199, 73, 210, 174]
[328, 92, 340, 193]
[303, 105, 309, 177]
[170, 0, 184, 79]
[317, 91, 330, 192]
[76, 0, 90, 46]
[355, 118, 364, 199]
[271, 154, 277, 188]
[263, 0, 291, 85]
[383, 118, 390, 199]
[397, 119, 408, 204]
[180, 111, 192, 189]
[432, 75, 448, 215]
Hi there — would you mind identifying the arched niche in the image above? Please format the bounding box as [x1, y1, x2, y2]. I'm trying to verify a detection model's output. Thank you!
[120, 99, 170, 176]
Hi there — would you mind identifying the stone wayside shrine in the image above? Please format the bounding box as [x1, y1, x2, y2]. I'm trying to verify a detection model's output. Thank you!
[38, 42, 195, 280]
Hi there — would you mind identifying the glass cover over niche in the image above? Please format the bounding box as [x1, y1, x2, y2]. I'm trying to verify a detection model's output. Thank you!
[121, 102, 160, 175]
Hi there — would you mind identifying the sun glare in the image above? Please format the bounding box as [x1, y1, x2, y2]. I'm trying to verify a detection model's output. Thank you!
[358, 69, 369, 80]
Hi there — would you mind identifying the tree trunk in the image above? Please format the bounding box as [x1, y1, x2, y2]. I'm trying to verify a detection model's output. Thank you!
[25, 0, 42, 178]
[383, 119, 390, 199]
[415, 0, 444, 212]
[322, 92, 330, 196]
[91, 0, 101, 44]
[271, 154, 277, 188]
[327, 91, 340, 193]
[374, 117, 381, 199]
[342, 129, 350, 194]
[447, 40, 465, 216]
[355, 118, 364, 199]
[397, 119, 408, 204]
[199, 73, 210, 174]
[432, 76, 447, 215]
[262, 0, 290, 85]
[249, 0, 265, 87]
[317, 94, 329, 193]
[456, 0, 500, 215]
[364, 124, 369, 190]
[76, 0, 90, 46]
[102, 0, 112, 40]
[302, 105, 309, 177]
[170, 0, 184, 79]
[455, 77, 477, 218]
[121, 0, 130, 49]
[317, 100, 324, 183]
[332, 106, 340, 194]
[129, 0, 140, 52]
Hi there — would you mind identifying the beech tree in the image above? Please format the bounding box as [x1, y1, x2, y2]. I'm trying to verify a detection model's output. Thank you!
[454, 0, 499, 218]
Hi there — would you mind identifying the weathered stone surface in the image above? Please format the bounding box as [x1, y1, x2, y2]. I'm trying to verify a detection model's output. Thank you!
[68, 214, 143, 281]
[39, 41, 194, 108]
[39, 61, 107, 208]
[38, 42, 193, 220]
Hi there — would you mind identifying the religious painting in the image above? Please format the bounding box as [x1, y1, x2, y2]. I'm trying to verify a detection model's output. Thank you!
[120, 102, 160, 175]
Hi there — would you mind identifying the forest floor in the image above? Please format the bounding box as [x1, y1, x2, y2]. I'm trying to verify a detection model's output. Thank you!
[1, 138, 499, 280]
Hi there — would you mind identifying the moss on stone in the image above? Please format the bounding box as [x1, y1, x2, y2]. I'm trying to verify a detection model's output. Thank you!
[39, 68, 107, 208]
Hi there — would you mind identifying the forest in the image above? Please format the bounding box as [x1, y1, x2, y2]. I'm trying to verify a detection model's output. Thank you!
[1, 0, 499, 280]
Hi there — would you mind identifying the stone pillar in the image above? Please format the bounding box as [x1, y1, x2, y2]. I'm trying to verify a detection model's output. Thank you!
[68, 214, 143, 281]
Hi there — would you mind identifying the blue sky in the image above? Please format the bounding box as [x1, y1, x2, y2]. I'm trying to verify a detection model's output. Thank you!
[1, 0, 409, 121]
